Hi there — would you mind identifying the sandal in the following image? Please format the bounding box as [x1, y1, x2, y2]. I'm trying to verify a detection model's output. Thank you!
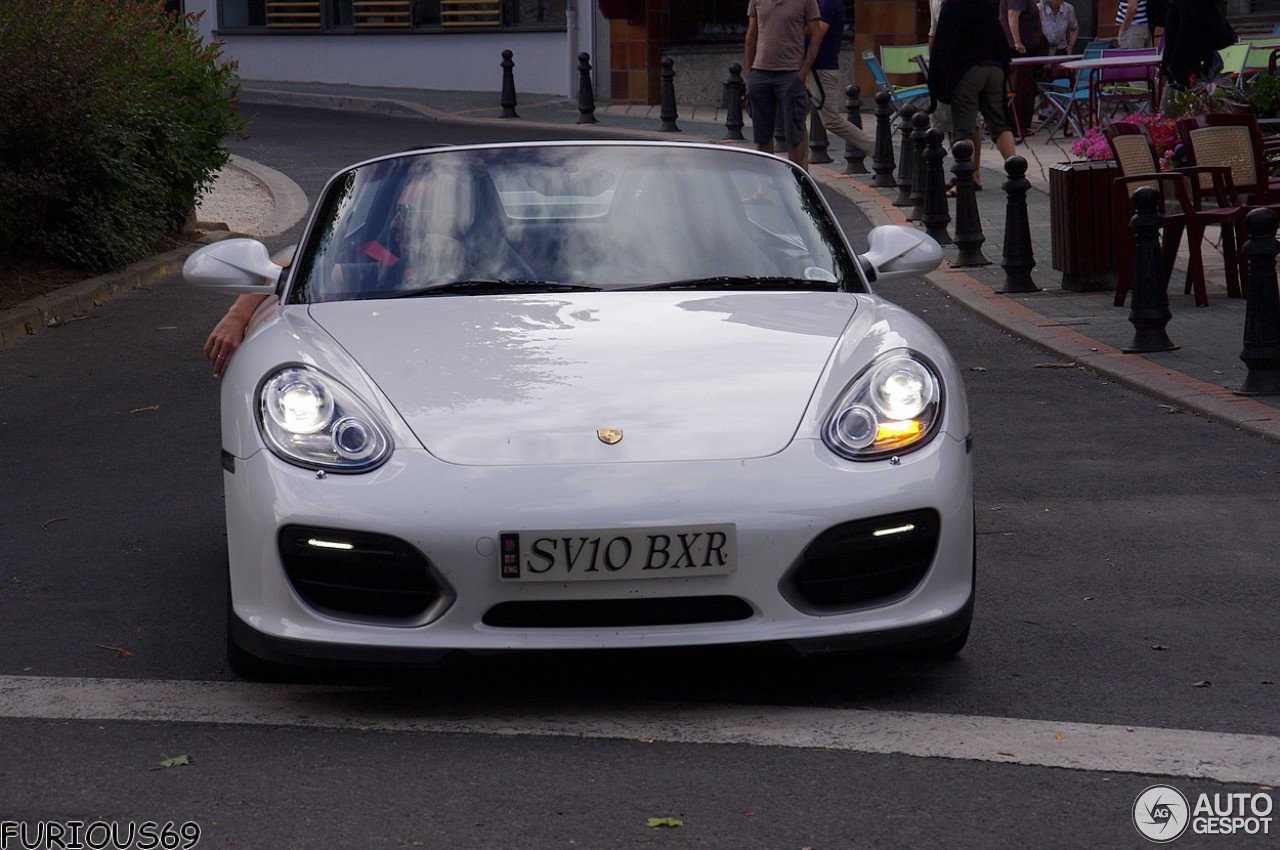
[944, 179, 958, 198]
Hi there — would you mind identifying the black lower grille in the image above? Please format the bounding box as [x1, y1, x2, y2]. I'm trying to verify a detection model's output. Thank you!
[483, 596, 753, 629]
[782, 510, 941, 612]
[278, 525, 444, 622]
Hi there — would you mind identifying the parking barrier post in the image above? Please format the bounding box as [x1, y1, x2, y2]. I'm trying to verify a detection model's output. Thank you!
[907, 111, 929, 222]
[870, 91, 897, 188]
[500, 50, 519, 119]
[1124, 186, 1178, 353]
[949, 140, 989, 267]
[1237, 208, 1280, 395]
[892, 105, 917, 206]
[844, 85, 868, 175]
[922, 128, 952, 245]
[577, 53, 597, 124]
[810, 112, 833, 164]
[659, 58, 681, 132]
[723, 64, 746, 141]
[998, 156, 1040, 293]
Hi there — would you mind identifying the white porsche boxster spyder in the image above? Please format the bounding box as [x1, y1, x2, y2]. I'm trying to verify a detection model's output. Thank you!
[184, 141, 973, 677]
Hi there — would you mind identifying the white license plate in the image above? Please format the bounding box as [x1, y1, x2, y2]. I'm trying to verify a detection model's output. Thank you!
[499, 525, 736, 582]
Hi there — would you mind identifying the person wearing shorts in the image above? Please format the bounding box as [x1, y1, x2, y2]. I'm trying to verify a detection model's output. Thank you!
[930, 0, 986, 189]
[744, 0, 823, 167]
[928, 0, 1018, 164]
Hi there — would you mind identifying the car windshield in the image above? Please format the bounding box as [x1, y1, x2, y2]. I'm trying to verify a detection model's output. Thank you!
[288, 143, 863, 303]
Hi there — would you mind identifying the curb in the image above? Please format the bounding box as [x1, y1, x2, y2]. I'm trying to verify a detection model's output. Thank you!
[0, 233, 235, 350]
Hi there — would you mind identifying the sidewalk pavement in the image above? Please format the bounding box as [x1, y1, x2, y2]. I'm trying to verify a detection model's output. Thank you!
[8, 78, 1280, 443]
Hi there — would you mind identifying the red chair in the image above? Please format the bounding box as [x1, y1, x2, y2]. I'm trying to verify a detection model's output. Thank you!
[1176, 113, 1280, 207]
[1106, 123, 1246, 307]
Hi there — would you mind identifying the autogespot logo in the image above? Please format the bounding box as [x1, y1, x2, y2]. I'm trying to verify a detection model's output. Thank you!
[1134, 785, 1191, 843]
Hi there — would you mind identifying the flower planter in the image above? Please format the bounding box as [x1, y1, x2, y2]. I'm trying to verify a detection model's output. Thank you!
[1049, 160, 1122, 292]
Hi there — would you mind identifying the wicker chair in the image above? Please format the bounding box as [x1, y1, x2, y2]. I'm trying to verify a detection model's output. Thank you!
[1105, 123, 1245, 307]
[1175, 113, 1280, 207]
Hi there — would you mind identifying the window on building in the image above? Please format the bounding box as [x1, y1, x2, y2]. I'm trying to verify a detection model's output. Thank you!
[218, 0, 565, 30]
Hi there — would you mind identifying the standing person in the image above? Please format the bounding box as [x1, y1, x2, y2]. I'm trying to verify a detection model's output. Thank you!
[1040, 0, 1079, 55]
[808, 0, 874, 161]
[930, 0, 986, 190]
[1115, 0, 1151, 49]
[744, 0, 824, 168]
[1146, 0, 1168, 42]
[928, 0, 1019, 165]
[1161, 0, 1233, 97]
[1001, 0, 1046, 135]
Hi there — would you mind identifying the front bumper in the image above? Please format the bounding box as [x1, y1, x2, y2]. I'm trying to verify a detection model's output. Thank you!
[223, 435, 974, 662]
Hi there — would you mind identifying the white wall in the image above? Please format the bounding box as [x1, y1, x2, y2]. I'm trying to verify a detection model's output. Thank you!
[187, 2, 594, 98]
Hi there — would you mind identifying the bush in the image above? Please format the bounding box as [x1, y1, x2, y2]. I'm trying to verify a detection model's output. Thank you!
[0, 0, 245, 271]
[1243, 73, 1280, 121]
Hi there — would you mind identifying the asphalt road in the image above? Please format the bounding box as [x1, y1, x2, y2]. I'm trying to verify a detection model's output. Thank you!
[1, 104, 1278, 849]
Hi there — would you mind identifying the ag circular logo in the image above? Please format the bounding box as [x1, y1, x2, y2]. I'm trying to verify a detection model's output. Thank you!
[1134, 784, 1190, 843]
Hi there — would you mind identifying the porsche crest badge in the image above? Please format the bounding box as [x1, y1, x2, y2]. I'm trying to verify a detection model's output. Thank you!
[596, 428, 623, 445]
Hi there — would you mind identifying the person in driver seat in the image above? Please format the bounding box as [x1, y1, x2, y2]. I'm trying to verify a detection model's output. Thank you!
[333, 172, 470, 291]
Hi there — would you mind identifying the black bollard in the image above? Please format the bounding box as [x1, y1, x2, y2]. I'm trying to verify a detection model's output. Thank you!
[1124, 186, 1179, 353]
[892, 105, 917, 206]
[998, 156, 1040, 293]
[500, 49, 519, 119]
[922, 128, 952, 246]
[871, 91, 897, 189]
[576, 53, 597, 124]
[844, 85, 868, 175]
[723, 63, 746, 141]
[810, 111, 833, 164]
[949, 140, 990, 267]
[907, 111, 929, 222]
[1237, 208, 1280, 395]
[659, 57, 680, 132]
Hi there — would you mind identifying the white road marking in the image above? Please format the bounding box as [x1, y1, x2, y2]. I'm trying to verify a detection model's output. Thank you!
[0, 675, 1276, 785]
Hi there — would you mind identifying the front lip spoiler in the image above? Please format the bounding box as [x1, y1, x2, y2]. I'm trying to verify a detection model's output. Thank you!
[229, 587, 974, 671]
[780, 592, 973, 656]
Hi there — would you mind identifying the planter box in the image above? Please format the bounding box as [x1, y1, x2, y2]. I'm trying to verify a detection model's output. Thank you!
[1049, 161, 1122, 292]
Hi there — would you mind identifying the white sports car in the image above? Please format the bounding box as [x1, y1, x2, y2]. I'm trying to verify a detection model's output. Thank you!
[184, 141, 973, 677]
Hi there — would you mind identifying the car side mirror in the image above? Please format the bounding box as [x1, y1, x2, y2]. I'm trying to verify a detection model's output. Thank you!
[184, 238, 283, 292]
[859, 225, 944, 283]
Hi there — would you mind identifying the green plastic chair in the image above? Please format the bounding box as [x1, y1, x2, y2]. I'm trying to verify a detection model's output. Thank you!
[880, 43, 929, 81]
[861, 49, 930, 120]
[1217, 43, 1250, 82]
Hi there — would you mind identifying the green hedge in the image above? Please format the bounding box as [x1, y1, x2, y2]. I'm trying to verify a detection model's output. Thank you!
[0, 0, 245, 271]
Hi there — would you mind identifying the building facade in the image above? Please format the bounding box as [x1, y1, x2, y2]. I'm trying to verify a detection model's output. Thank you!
[184, 1, 1274, 108]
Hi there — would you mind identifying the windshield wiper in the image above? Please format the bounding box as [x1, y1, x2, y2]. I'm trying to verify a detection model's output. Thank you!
[380, 280, 602, 298]
[619, 275, 834, 291]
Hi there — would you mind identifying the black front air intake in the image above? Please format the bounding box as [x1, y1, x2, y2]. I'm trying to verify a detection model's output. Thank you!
[483, 596, 753, 629]
[278, 525, 446, 622]
[781, 510, 941, 612]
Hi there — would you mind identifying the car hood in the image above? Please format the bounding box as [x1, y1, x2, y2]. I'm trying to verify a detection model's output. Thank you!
[308, 292, 858, 465]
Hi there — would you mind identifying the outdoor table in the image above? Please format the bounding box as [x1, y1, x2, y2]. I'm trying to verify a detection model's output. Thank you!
[1060, 54, 1163, 128]
[1009, 53, 1083, 67]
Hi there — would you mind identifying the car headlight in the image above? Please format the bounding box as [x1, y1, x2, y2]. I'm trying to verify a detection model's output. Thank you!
[259, 367, 391, 472]
[823, 351, 943, 461]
